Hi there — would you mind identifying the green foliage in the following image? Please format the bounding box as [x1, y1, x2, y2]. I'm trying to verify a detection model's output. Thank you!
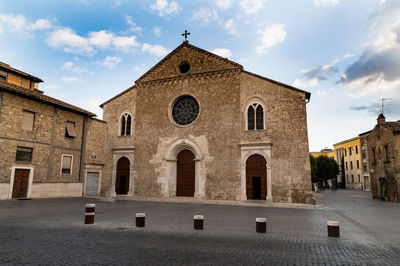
[316, 155, 339, 181]
[310, 155, 318, 182]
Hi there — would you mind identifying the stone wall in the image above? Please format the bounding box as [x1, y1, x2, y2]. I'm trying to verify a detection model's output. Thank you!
[0, 91, 87, 199]
[240, 72, 313, 203]
[367, 125, 400, 201]
[101, 44, 313, 204]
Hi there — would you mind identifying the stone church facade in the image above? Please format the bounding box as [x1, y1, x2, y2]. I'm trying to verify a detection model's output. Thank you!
[101, 41, 314, 204]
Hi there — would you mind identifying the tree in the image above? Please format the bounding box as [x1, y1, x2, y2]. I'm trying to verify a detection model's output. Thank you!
[310, 155, 318, 183]
[316, 155, 339, 183]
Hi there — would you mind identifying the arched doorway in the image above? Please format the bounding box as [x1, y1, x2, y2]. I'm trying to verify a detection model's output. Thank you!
[176, 150, 195, 197]
[246, 154, 267, 200]
[116, 157, 130, 195]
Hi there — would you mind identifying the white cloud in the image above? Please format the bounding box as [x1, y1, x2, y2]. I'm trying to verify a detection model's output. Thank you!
[216, 0, 232, 9]
[212, 48, 232, 58]
[61, 76, 81, 83]
[256, 24, 287, 54]
[46, 28, 94, 54]
[150, 0, 182, 17]
[154, 27, 162, 37]
[193, 8, 218, 24]
[125, 15, 142, 32]
[41, 84, 65, 99]
[344, 53, 354, 58]
[224, 19, 240, 36]
[314, 0, 339, 7]
[239, 0, 266, 15]
[142, 43, 170, 57]
[0, 13, 53, 36]
[293, 77, 319, 89]
[133, 63, 148, 74]
[62, 61, 91, 73]
[46, 27, 140, 55]
[88, 30, 114, 49]
[113, 36, 140, 51]
[102, 56, 122, 68]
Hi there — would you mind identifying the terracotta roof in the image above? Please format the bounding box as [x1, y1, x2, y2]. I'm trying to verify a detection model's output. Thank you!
[0, 80, 95, 116]
[135, 41, 243, 83]
[382, 122, 400, 133]
[0, 62, 43, 83]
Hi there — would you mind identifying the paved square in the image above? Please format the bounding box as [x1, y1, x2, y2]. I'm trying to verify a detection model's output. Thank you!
[0, 190, 399, 265]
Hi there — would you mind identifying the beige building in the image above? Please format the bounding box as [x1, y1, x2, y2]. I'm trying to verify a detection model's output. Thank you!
[100, 41, 314, 204]
[367, 114, 400, 201]
[0, 62, 106, 200]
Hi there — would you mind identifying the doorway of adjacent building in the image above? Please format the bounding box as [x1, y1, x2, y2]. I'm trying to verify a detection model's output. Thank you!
[246, 154, 266, 200]
[176, 150, 195, 197]
[86, 172, 99, 196]
[116, 157, 130, 195]
[12, 169, 30, 198]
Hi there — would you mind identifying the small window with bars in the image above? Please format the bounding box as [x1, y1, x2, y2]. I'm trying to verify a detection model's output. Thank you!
[61, 155, 73, 174]
[65, 121, 77, 138]
[15, 147, 33, 162]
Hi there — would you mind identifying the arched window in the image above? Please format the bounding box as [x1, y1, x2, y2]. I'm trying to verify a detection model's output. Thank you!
[247, 103, 264, 130]
[120, 113, 132, 136]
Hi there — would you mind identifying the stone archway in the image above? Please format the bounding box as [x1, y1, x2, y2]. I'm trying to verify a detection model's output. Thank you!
[176, 150, 195, 197]
[164, 139, 204, 198]
[246, 154, 267, 200]
[116, 157, 130, 195]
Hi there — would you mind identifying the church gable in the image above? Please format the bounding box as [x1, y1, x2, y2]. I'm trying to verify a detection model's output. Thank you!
[136, 41, 242, 83]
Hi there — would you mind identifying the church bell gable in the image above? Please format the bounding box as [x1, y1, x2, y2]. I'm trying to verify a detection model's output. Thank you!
[136, 41, 243, 84]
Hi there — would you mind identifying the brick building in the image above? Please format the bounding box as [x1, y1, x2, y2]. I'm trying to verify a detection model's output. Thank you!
[100, 41, 314, 204]
[0, 62, 106, 199]
[367, 114, 400, 201]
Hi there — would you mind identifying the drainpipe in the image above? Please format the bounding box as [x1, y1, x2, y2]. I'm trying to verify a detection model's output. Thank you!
[79, 115, 88, 182]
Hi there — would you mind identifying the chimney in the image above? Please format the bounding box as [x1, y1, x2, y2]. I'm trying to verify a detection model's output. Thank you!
[377, 113, 386, 125]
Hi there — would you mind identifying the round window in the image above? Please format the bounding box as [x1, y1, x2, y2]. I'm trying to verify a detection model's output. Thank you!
[179, 62, 191, 74]
[172, 95, 199, 125]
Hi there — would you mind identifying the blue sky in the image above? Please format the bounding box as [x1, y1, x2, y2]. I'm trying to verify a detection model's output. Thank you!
[1, 0, 399, 151]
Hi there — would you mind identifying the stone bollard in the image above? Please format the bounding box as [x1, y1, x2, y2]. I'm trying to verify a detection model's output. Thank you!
[327, 221, 340, 237]
[84, 204, 95, 224]
[194, 215, 204, 230]
[256, 218, 267, 233]
[136, 213, 146, 227]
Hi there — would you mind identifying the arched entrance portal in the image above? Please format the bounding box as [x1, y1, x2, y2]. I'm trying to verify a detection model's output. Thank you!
[116, 157, 130, 195]
[176, 150, 195, 197]
[246, 154, 267, 200]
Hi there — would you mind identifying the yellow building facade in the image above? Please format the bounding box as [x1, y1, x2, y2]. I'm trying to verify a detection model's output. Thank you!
[333, 137, 364, 190]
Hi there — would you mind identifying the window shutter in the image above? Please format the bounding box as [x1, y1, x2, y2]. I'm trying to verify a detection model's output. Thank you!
[21, 111, 35, 131]
[62, 156, 72, 169]
[66, 122, 77, 137]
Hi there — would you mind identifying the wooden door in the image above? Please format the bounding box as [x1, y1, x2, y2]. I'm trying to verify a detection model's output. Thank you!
[246, 155, 266, 200]
[176, 150, 195, 197]
[12, 169, 30, 198]
[116, 157, 130, 195]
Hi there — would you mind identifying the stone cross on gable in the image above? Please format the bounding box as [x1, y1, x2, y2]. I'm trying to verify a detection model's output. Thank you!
[182, 30, 190, 41]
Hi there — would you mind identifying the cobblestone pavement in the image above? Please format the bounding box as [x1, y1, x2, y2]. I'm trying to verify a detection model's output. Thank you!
[0, 190, 399, 265]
